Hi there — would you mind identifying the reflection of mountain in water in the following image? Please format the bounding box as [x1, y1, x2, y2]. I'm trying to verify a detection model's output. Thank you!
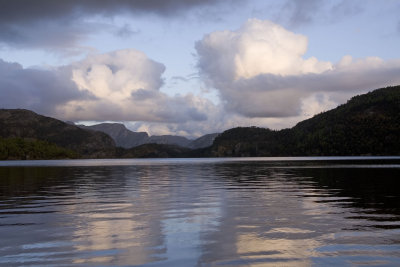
[196, 162, 400, 266]
[298, 167, 400, 219]
[0, 160, 399, 266]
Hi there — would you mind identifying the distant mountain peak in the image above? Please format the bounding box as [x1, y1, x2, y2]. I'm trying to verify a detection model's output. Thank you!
[80, 123, 219, 149]
[79, 123, 148, 148]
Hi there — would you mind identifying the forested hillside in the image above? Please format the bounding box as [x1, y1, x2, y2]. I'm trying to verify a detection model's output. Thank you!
[0, 137, 78, 160]
[0, 109, 115, 158]
[208, 85, 400, 156]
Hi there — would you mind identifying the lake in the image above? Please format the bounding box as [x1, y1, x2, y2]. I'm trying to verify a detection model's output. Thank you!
[1, 157, 400, 266]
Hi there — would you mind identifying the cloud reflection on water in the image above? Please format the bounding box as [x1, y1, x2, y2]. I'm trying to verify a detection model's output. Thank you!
[0, 160, 399, 266]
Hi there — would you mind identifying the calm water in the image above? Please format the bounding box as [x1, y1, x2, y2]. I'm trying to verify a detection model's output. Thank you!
[0, 157, 400, 266]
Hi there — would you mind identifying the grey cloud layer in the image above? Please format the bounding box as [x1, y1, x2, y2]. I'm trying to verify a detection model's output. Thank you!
[282, 0, 322, 26]
[0, 0, 240, 48]
[218, 66, 400, 118]
[0, 0, 232, 22]
[0, 50, 210, 123]
[277, 0, 366, 28]
[0, 59, 91, 114]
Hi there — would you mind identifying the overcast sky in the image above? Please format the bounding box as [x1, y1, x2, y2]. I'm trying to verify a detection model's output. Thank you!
[1, 0, 400, 137]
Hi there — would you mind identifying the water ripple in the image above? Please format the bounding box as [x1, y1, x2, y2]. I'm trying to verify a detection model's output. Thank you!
[0, 158, 399, 266]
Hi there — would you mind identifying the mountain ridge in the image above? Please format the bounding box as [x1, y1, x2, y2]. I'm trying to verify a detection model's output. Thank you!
[0, 85, 399, 159]
[78, 123, 149, 148]
[207, 85, 400, 157]
[79, 123, 218, 149]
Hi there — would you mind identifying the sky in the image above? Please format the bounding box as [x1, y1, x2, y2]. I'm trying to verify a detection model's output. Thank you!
[1, 0, 400, 138]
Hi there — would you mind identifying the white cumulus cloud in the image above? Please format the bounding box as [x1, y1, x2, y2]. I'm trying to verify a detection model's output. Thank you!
[62, 49, 210, 123]
[0, 49, 212, 125]
[196, 19, 400, 119]
[196, 19, 332, 81]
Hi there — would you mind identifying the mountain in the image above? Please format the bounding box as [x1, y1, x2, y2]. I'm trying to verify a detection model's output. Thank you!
[289, 85, 400, 156]
[0, 109, 116, 158]
[146, 135, 191, 147]
[79, 123, 149, 148]
[81, 123, 218, 149]
[188, 133, 219, 149]
[208, 85, 400, 157]
[1, 85, 398, 159]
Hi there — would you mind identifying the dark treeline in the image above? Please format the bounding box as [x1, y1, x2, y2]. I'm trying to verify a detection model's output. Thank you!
[0, 137, 78, 160]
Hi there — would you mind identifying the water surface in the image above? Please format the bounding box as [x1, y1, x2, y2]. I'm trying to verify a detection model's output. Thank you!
[1, 157, 400, 266]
